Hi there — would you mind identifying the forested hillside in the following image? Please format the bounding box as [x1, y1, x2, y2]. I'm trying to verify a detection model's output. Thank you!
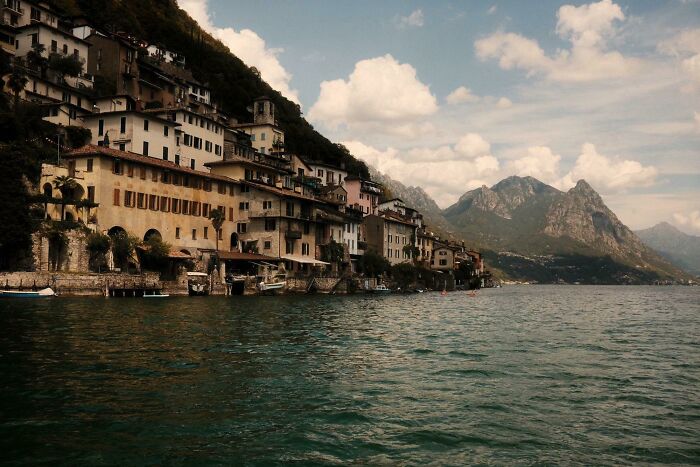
[49, 0, 369, 178]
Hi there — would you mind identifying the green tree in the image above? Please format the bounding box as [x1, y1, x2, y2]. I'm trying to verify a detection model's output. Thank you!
[358, 250, 390, 278]
[7, 57, 28, 108]
[323, 239, 345, 266]
[110, 231, 139, 272]
[26, 43, 48, 77]
[391, 263, 417, 290]
[140, 235, 171, 273]
[48, 53, 84, 79]
[86, 232, 110, 272]
[53, 175, 78, 220]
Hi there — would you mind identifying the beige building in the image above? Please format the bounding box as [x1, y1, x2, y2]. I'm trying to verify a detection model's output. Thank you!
[15, 73, 93, 126]
[417, 228, 437, 267]
[15, 23, 90, 75]
[431, 242, 458, 271]
[363, 211, 418, 266]
[42, 145, 242, 258]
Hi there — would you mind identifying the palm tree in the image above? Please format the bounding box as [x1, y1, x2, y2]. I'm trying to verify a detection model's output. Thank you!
[7, 57, 28, 108]
[53, 175, 78, 221]
[209, 208, 225, 270]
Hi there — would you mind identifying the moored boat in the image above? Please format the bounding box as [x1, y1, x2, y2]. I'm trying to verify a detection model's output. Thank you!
[0, 287, 56, 298]
[372, 284, 392, 294]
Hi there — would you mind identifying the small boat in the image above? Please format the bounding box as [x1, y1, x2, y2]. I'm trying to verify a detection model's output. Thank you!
[372, 284, 391, 294]
[187, 272, 209, 296]
[143, 291, 170, 298]
[258, 279, 286, 292]
[0, 287, 56, 298]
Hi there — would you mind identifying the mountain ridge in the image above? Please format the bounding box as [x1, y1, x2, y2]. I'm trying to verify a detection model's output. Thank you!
[635, 222, 700, 276]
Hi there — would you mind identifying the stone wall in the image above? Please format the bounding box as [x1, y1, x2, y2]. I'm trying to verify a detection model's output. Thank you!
[0, 271, 164, 296]
[32, 229, 90, 273]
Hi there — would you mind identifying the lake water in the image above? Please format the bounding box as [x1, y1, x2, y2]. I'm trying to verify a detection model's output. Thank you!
[1, 286, 699, 465]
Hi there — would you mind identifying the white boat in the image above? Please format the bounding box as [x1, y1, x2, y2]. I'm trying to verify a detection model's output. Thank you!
[258, 279, 286, 292]
[143, 291, 170, 298]
[0, 287, 56, 298]
[372, 284, 392, 293]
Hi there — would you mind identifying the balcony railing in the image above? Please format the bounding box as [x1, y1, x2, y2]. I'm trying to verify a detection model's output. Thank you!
[285, 230, 302, 239]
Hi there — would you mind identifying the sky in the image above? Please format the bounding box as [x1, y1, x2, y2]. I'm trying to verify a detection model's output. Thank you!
[177, 0, 700, 234]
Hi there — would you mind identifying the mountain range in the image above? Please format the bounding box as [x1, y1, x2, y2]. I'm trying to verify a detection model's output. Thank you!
[635, 222, 700, 277]
[374, 173, 690, 284]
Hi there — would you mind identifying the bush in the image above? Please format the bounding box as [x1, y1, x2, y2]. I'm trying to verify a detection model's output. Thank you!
[358, 250, 390, 278]
[140, 235, 171, 272]
[110, 231, 139, 271]
[86, 232, 110, 272]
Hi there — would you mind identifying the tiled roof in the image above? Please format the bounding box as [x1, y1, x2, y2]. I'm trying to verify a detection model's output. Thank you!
[217, 251, 279, 261]
[378, 209, 417, 227]
[63, 145, 238, 184]
[240, 179, 320, 202]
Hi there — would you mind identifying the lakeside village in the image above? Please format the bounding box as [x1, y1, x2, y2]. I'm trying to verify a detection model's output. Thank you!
[0, 1, 492, 297]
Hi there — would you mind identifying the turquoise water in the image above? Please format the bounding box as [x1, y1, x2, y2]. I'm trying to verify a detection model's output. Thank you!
[1, 286, 699, 465]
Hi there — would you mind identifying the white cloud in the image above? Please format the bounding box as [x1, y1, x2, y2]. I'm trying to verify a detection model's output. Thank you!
[397, 9, 424, 28]
[455, 133, 491, 158]
[496, 97, 513, 108]
[446, 86, 480, 104]
[659, 28, 700, 85]
[177, 0, 300, 104]
[509, 146, 562, 183]
[475, 0, 641, 82]
[487, 5, 498, 15]
[673, 210, 700, 233]
[556, 143, 658, 191]
[695, 111, 700, 132]
[343, 136, 500, 207]
[308, 54, 438, 129]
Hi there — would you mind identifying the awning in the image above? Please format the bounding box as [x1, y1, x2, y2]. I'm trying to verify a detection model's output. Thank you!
[281, 255, 330, 265]
[217, 251, 280, 262]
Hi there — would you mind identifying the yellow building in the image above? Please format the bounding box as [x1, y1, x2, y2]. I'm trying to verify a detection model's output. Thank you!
[43, 145, 242, 259]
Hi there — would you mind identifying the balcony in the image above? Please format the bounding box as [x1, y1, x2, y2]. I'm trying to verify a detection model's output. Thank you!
[285, 230, 302, 239]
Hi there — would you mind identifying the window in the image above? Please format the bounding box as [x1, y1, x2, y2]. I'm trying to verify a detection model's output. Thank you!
[152, 169, 158, 182]
[202, 203, 211, 217]
[439, 259, 447, 266]
[303, 222, 310, 235]
[192, 229, 197, 240]
[239, 202, 249, 211]
[388, 234, 392, 244]
[285, 201, 294, 217]
[217, 183, 226, 194]
[143, 141, 149, 156]
[203, 180, 212, 192]
[144, 119, 149, 131]
[263, 200, 273, 210]
[285, 240, 294, 255]
[127, 164, 134, 177]
[171, 198, 180, 214]
[148, 194, 158, 210]
[62, 44, 68, 55]
[228, 207, 234, 221]
[302, 243, 310, 255]
[190, 160, 195, 170]
[160, 196, 169, 212]
[237, 223, 247, 233]
[163, 147, 168, 160]
[113, 159, 123, 175]
[240, 185, 250, 193]
[119, 143, 125, 151]
[264, 219, 276, 231]
[164, 126, 169, 137]
[184, 134, 192, 146]
[140, 167, 146, 180]
[98, 119, 104, 136]
[31, 7, 40, 21]
[175, 227, 180, 239]
[191, 202, 201, 216]
[182, 200, 190, 215]
[264, 241, 271, 250]
[124, 191, 134, 207]
[261, 132, 266, 141]
[30, 33, 38, 46]
[113, 189, 120, 206]
[87, 186, 95, 203]
[204, 227, 208, 239]
[86, 159, 93, 172]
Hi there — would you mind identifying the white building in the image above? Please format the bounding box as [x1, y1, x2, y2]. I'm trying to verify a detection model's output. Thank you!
[233, 97, 284, 155]
[307, 161, 348, 187]
[151, 108, 225, 170]
[84, 110, 180, 163]
[15, 23, 90, 75]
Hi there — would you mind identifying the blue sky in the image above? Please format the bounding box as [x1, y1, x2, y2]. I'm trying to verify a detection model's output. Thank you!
[179, 0, 700, 233]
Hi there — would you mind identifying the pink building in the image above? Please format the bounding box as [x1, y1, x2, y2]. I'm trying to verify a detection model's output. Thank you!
[345, 176, 383, 216]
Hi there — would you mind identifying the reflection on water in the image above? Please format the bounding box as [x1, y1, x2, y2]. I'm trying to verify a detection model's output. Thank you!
[1, 286, 699, 464]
